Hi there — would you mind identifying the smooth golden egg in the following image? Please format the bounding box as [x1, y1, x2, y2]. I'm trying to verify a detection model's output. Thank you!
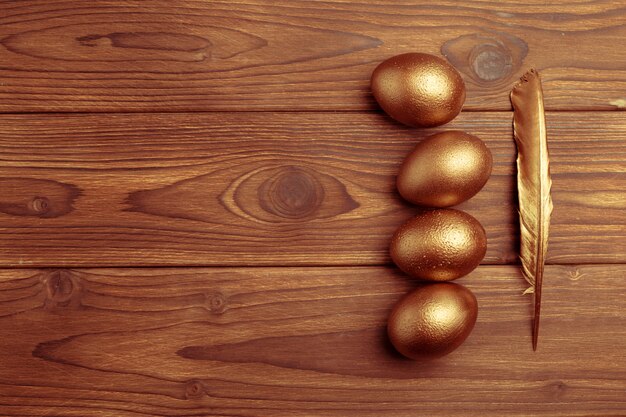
[390, 209, 487, 281]
[388, 282, 478, 359]
[371, 53, 466, 127]
[397, 131, 492, 207]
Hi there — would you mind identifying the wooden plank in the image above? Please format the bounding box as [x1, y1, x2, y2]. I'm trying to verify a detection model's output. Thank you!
[1, 112, 624, 267]
[1, 0, 625, 112]
[0, 265, 623, 416]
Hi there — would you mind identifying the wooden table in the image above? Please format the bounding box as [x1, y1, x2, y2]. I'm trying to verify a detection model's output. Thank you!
[1, 1, 624, 416]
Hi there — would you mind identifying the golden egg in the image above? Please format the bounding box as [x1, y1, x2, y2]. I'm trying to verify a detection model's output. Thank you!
[371, 53, 466, 127]
[388, 282, 478, 359]
[397, 131, 492, 207]
[390, 209, 486, 281]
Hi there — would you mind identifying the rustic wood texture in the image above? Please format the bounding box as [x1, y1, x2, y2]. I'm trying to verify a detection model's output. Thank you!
[2, 1, 625, 415]
[1, 112, 624, 267]
[1, 0, 626, 112]
[0, 265, 624, 416]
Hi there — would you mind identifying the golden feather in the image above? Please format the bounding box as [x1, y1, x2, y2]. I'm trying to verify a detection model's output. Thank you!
[510, 69, 553, 351]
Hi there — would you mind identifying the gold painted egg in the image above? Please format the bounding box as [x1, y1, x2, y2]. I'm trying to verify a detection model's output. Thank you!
[388, 282, 478, 359]
[397, 131, 492, 208]
[390, 209, 487, 281]
[371, 53, 466, 127]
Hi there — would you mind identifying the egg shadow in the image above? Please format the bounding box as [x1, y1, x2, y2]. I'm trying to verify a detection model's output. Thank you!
[380, 269, 446, 365]
[377, 314, 453, 373]
[381, 266, 425, 360]
[379, 324, 407, 360]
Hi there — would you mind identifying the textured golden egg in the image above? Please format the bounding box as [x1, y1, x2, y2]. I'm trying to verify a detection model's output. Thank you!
[390, 209, 486, 281]
[371, 53, 466, 127]
[397, 131, 492, 207]
[388, 282, 478, 359]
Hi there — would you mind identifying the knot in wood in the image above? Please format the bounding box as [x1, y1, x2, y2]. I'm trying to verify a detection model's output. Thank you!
[441, 31, 527, 85]
[184, 379, 206, 399]
[0, 178, 80, 218]
[469, 43, 513, 82]
[260, 167, 323, 219]
[549, 380, 568, 400]
[43, 270, 81, 308]
[207, 291, 227, 314]
[29, 196, 50, 215]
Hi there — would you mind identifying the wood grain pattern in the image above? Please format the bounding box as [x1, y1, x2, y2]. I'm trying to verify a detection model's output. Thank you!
[2, 1, 624, 416]
[1, 0, 626, 112]
[1, 112, 624, 267]
[0, 265, 624, 416]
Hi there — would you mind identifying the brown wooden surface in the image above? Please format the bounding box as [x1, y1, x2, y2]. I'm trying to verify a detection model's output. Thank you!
[1, 0, 626, 112]
[0, 265, 624, 416]
[2, 1, 625, 416]
[1, 112, 624, 267]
